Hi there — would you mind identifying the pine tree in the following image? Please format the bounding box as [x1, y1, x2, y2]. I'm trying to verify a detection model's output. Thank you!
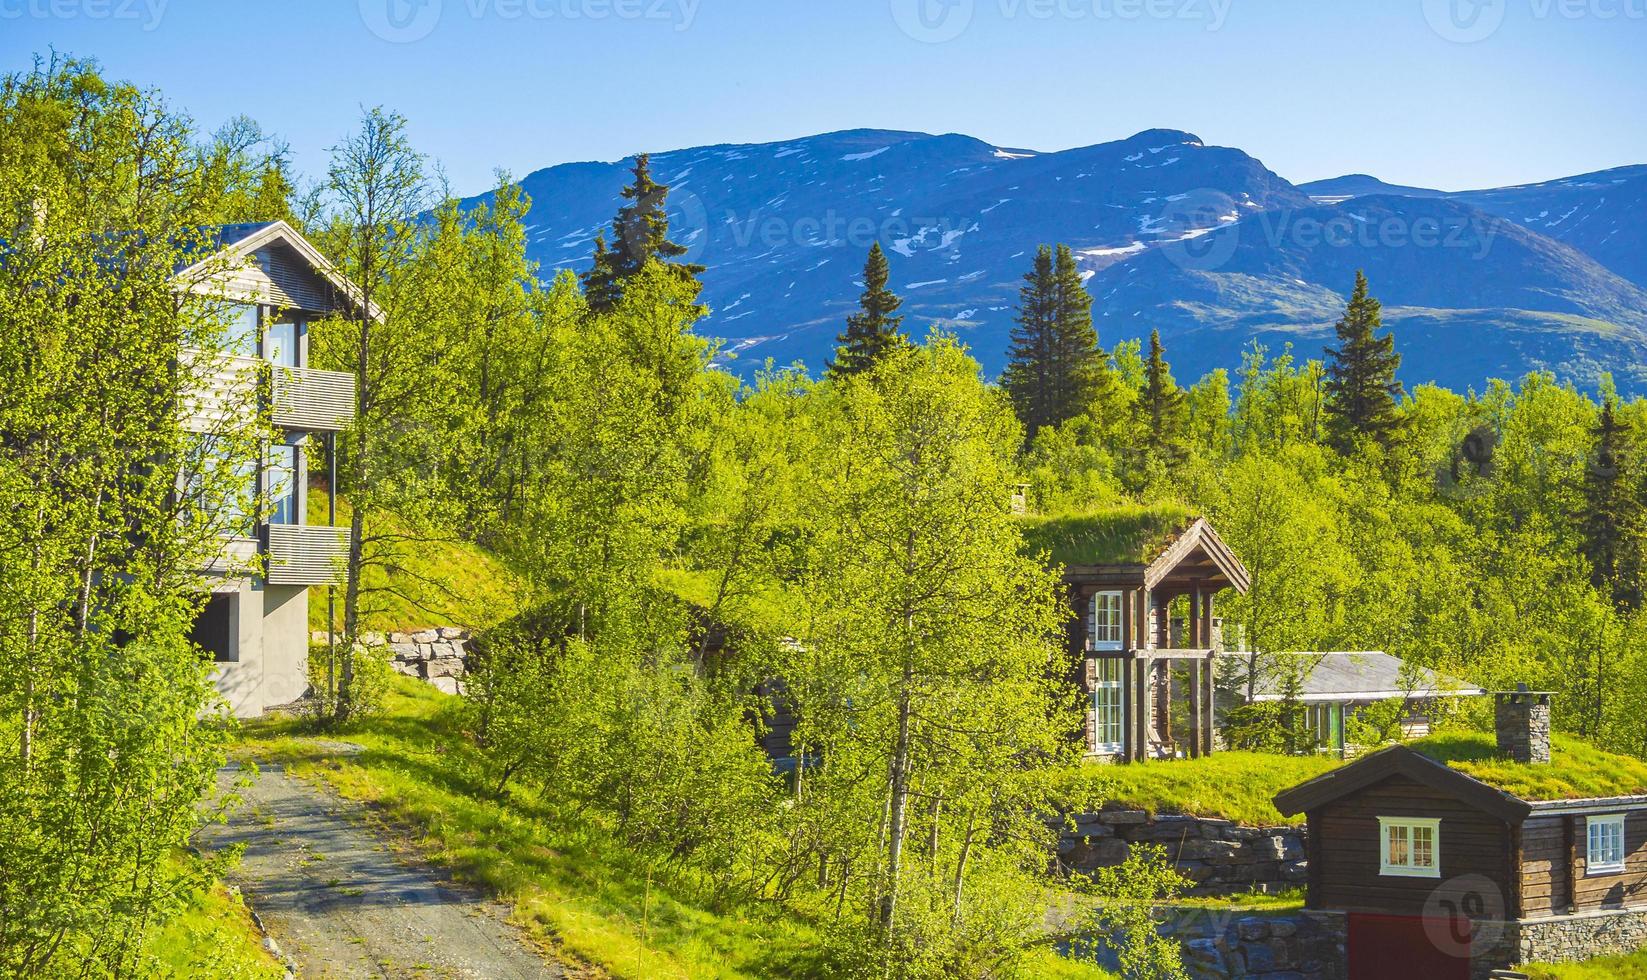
[828, 242, 906, 378]
[1135, 330, 1188, 469]
[1322, 270, 1403, 453]
[582, 153, 704, 312]
[1002, 244, 1106, 438]
[1581, 401, 1644, 610]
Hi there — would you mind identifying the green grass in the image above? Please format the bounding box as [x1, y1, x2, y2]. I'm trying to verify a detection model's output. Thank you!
[1523, 949, 1647, 979]
[235, 676, 1114, 979]
[306, 494, 524, 633]
[1408, 731, 1647, 801]
[145, 868, 284, 978]
[1057, 751, 1342, 827]
[1017, 502, 1197, 568]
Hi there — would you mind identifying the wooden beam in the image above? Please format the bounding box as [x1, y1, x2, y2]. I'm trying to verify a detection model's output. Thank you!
[1204, 656, 1216, 756]
[1509, 821, 1525, 920]
[1188, 649, 1203, 759]
[1133, 656, 1150, 762]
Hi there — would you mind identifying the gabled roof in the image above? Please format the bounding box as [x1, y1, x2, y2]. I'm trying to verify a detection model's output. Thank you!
[1236, 651, 1486, 703]
[1142, 517, 1251, 594]
[171, 220, 382, 322]
[1272, 744, 1532, 822]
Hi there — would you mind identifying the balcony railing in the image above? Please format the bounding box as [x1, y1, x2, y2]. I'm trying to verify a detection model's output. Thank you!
[264, 524, 350, 586]
[271, 365, 357, 432]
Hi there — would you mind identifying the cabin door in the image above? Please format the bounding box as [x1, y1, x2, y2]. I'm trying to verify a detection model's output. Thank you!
[1347, 913, 1471, 980]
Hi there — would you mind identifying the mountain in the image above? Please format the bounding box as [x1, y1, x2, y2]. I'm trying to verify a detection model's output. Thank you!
[1087, 195, 1647, 390]
[1299, 174, 1448, 204]
[475, 130, 1647, 392]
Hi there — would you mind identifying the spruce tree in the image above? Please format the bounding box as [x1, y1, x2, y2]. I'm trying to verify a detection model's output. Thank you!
[1322, 270, 1403, 453]
[1002, 244, 1106, 438]
[1051, 243, 1108, 418]
[582, 153, 704, 312]
[828, 242, 906, 378]
[1002, 245, 1057, 434]
[1581, 401, 1644, 610]
[1137, 329, 1188, 464]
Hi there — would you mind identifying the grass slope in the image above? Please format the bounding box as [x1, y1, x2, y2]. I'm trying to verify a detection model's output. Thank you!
[1057, 752, 1341, 827]
[146, 870, 284, 978]
[234, 676, 1108, 979]
[1408, 732, 1647, 801]
[1017, 502, 1198, 568]
[306, 494, 524, 634]
[1524, 949, 1647, 979]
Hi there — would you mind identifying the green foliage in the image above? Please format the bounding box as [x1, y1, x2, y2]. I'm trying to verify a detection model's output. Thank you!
[0, 57, 245, 973]
[1068, 845, 1190, 980]
[830, 242, 908, 378]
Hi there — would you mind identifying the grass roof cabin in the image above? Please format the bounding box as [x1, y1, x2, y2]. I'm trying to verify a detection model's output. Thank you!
[1272, 690, 1647, 977]
[1019, 504, 1250, 764]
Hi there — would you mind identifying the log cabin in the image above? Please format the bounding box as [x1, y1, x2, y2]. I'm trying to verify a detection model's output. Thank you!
[1272, 689, 1647, 978]
[1022, 506, 1250, 762]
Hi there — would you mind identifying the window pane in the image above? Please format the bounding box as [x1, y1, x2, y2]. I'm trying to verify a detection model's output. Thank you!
[267, 444, 298, 525]
[266, 319, 299, 367]
[223, 304, 258, 358]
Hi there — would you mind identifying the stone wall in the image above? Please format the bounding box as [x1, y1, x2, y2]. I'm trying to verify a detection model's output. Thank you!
[311, 628, 472, 695]
[1058, 808, 1308, 895]
[1172, 910, 1347, 980]
[1467, 908, 1647, 977]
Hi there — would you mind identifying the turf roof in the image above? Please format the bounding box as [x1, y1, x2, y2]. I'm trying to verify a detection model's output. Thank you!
[1016, 502, 1197, 568]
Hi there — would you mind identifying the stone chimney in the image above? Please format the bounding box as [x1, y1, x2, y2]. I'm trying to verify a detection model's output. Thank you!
[1495, 684, 1552, 764]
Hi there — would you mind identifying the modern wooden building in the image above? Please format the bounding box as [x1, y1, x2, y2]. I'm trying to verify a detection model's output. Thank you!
[176, 221, 364, 716]
[1273, 690, 1647, 977]
[1053, 515, 1251, 762]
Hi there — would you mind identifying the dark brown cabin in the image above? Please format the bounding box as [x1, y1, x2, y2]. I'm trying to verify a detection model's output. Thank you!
[1273, 691, 1647, 977]
[1062, 516, 1251, 762]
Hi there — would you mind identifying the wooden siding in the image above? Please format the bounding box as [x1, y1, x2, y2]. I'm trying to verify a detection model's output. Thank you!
[1520, 811, 1647, 915]
[1312, 773, 1514, 917]
[265, 524, 348, 586]
[1520, 814, 1570, 917]
[261, 242, 337, 312]
[271, 365, 357, 432]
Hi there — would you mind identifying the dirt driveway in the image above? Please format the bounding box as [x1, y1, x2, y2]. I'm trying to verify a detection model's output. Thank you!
[202, 762, 563, 979]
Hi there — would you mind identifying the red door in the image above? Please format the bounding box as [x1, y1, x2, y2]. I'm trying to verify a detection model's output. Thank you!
[1347, 913, 1471, 980]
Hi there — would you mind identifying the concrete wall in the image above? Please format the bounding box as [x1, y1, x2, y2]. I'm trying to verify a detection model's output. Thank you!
[210, 579, 312, 717]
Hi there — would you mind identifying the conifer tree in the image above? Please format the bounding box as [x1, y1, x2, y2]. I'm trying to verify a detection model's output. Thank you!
[1322, 270, 1403, 453]
[1003, 245, 1107, 438]
[1581, 401, 1644, 610]
[828, 242, 906, 378]
[1051, 242, 1108, 416]
[582, 153, 704, 312]
[1135, 330, 1188, 468]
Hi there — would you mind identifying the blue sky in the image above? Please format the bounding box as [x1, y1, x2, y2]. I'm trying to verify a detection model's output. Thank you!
[5, 0, 1644, 197]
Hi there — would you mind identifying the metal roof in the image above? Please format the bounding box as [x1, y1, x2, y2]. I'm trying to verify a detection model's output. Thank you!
[1232, 651, 1485, 703]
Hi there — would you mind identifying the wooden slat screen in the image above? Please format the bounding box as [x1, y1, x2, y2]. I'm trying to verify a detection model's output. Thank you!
[265, 524, 349, 586]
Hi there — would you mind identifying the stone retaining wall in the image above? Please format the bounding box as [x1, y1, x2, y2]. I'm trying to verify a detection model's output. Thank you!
[311, 628, 472, 695]
[1171, 910, 1347, 980]
[1456, 907, 1647, 978]
[1058, 808, 1308, 894]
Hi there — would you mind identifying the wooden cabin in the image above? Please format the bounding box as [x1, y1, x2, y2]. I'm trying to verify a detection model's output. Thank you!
[1273, 691, 1647, 978]
[1029, 512, 1251, 762]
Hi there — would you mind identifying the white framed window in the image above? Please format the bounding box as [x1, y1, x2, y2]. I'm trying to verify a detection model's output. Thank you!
[1378, 817, 1441, 878]
[1089, 591, 1123, 651]
[1092, 658, 1124, 754]
[1588, 814, 1627, 875]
